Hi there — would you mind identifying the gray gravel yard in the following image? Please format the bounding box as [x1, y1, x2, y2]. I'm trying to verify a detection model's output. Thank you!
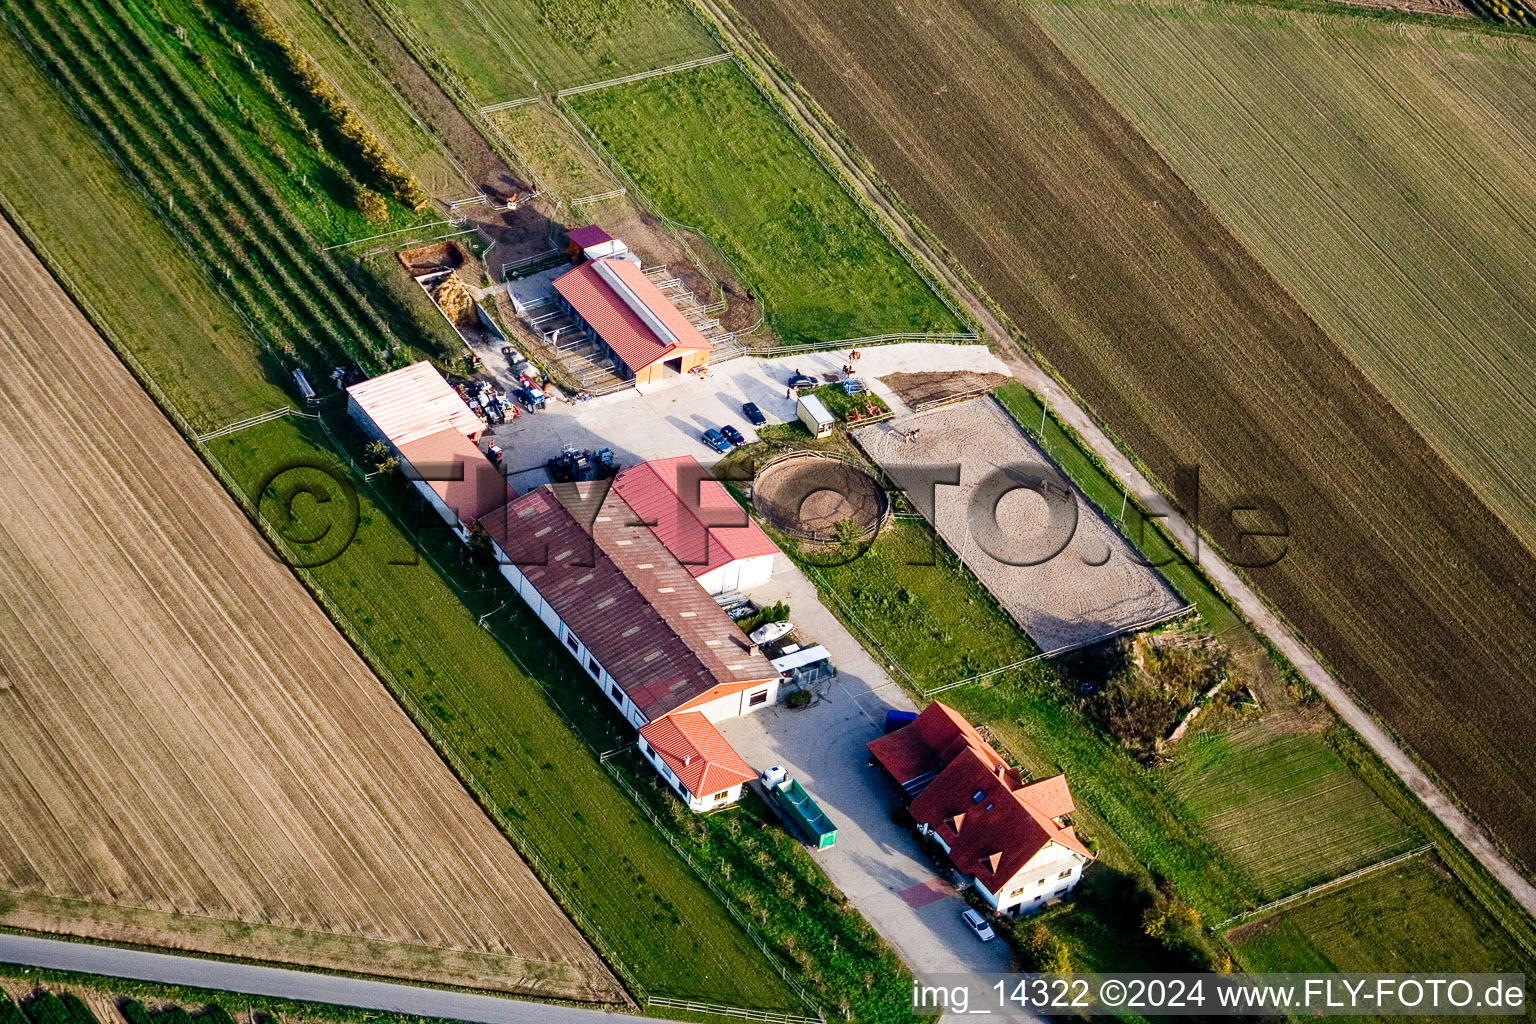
[718, 555, 1017, 980]
[855, 397, 1187, 653]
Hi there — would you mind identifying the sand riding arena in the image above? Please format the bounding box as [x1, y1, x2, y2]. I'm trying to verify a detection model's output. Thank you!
[752, 450, 890, 543]
[854, 397, 1188, 654]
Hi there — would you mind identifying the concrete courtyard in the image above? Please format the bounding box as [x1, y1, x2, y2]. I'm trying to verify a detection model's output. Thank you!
[479, 343, 1010, 489]
[717, 554, 1016, 978]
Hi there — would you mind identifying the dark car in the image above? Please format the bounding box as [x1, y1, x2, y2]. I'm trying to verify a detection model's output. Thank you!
[787, 372, 818, 390]
[701, 428, 733, 453]
[720, 424, 747, 447]
[742, 401, 766, 426]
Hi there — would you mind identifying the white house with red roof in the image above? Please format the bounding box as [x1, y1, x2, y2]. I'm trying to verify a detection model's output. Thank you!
[553, 256, 712, 385]
[869, 701, 1094, 915]
[612, 456, 778, 595]
[638, 712, 757, 812]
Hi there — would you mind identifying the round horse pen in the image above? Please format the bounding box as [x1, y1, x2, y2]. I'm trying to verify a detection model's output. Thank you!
[752, 450, 890, 543]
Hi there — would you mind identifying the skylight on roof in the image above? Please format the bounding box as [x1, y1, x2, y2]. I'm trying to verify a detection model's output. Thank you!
[972, 790, 985, 803]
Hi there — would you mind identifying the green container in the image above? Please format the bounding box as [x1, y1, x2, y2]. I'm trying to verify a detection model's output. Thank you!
[773, 778, 838, 848]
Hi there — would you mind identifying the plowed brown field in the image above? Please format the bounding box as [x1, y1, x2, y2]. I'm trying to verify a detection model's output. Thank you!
[732, 0, 1536, 870]
[0, 217, 619, 1002]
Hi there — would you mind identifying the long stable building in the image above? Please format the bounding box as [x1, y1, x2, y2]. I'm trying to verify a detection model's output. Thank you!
[348, 362, 781, 812]
[480, 479, 782, 811]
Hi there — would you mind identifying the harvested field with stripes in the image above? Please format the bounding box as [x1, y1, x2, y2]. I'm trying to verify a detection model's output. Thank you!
[0, 217, 619, 1002]
[734, 0, 1536, 873]
[1030, 0, 1536, 555]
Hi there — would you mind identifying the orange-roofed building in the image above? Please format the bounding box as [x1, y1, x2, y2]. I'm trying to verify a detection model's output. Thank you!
[347, 363, 512, 541]
[639, 711, 756, 811]
[396, 428, 517, 539]
[553, 257, 711, 384]
[869, 702, 1094, 915]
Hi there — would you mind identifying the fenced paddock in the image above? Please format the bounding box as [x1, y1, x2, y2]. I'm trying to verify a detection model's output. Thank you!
[854, 397, 1185, 653]
[752, 450, 890, 543]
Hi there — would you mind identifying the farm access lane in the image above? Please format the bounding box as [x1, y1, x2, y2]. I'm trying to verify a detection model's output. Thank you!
[717, 554, 1023, 1007]
[691, 0, 1536, 922]
[0, 934, 647, 1024]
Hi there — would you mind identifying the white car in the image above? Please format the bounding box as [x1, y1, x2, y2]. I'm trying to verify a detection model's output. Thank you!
[962, 908, 996, 942]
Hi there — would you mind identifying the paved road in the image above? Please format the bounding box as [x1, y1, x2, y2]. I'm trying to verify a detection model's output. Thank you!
[0, 935, 647, 1024]
[697, 0, 1536, 921]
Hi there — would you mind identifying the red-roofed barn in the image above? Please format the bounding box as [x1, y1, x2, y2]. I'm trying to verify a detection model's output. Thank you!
[613, 456, 779, 595]
[870, 702, 1094, 915]
[553, 257, 712, 384]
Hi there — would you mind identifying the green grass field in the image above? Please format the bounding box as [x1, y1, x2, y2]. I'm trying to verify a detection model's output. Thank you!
[566, 61, 961, 344]
[260, 0, 466, 193]
[368, 0, 721, 102]
[1030, 0, 1536, 554]
[1168, 730, 1419, 899]
[486, 101, 620, 200]
[1232, 858, 1535, 1021]
[0, 20, 810, 1012]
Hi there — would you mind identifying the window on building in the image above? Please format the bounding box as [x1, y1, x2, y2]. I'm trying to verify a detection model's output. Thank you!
[748, 689, 769, 707]
[1037, 877, 1047, 886]
[712, 790, 730, 803]
[587, 655, 601, 678]
[564, 631, 579, 654]
[1054, 888, 1068, 898]
[1058, 868, 1073, 879]
[1009, 886, 1027, 898]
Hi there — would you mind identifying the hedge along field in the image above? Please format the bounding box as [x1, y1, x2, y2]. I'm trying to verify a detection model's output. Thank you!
[1029, 0, 1536, 557]
[365, 0, 722, 103]
[566, 62, 961, 345]
[256, 0, 466, 194]
[731, 0, 1536, 876]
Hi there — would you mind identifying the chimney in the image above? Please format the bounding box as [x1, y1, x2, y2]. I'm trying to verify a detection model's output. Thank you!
[985, 851, 1002, 873]
[947, 813, 965, 833]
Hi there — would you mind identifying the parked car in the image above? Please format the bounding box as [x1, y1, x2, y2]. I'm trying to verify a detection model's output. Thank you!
[720, 424, 747, 447]
[702, 428, 732, 453]
[962, 908, 996, 942]
[742, 401, 766, 426]
[787, 370, 818, 390]
[841, 377, 866, 395]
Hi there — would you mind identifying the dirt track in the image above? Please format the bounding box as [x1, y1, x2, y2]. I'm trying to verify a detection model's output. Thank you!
[0, 218, 620, 1001]
[728, 0, 1536, 885]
